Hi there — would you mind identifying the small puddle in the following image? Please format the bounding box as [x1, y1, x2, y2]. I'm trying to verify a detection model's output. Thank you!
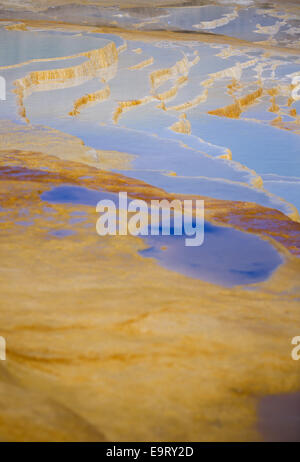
[42, 185, 283, 287]
[140, 222, 283, 287]
[258, 392, 300, 442]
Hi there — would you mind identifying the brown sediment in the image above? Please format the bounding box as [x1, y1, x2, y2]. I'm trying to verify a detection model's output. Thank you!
[69, 85, 110, 116]
[13, 41, 118, 123]
[128, 57, 154, 70]
[208, 87, 263, 119]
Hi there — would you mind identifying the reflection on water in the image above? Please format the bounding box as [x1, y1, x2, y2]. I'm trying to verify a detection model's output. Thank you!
[1, 21, 299, 219]
[41, 185, 283, 287]
[0, 0, 300, 443]
[140, 221, 282, 287]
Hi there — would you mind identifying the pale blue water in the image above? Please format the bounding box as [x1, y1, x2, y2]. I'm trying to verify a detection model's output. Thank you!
[140, 221, 282, 287]
[0, 29, 122, 66]
[189, 114, 300, 178]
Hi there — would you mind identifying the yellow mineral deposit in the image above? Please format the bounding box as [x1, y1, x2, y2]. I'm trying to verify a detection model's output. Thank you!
[150, 56, 189, 91]
[268, 96, 280, 114]
[113, 95, 154, 124]
[1, 6, 300, 442]
[218, 149, 232, 161]
[5, 22, 27, 31]
[69, 85, 111, 116]
[194, 9, 239, 30]
[170, 114, 191, 135]
[208, 87, 263, 119]
[205, 59, 258, 87]
[227, 79, 242, 96]
[155, 76, 188, 103]
[164, 88, 208, 112]
[0, 147, 299, 442]
[0, 120, 134, 170]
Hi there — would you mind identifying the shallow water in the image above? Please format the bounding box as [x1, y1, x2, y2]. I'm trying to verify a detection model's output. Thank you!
[0, 1, 300, 443]
[140, 221, 282, 287]
[42, 185, 283, 287]
[41, 184, 116, 206]
[258, 392, 300, 442]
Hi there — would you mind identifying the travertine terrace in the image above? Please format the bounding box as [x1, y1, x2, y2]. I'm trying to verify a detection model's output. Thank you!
[0, 0, 299, 443]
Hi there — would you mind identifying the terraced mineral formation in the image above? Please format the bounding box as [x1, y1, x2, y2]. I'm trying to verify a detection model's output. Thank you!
[163, 88, 208, 112]
[113, 95, 154, 123]
[150, 56, 190, 91]
[69, 85, 111, 116]
[13, 41, 119, 123]
[0, 3, 300, 442]
[0, 124, 299, 255]
[194, 9, 239, 31]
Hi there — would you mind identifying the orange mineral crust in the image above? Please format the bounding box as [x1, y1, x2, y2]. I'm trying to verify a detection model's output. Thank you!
[0, 147, 299, 442]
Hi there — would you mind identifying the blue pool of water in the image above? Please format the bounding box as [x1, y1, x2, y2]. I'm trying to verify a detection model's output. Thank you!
[41, 185, 283, 287]
[140, 222, 282, 288]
